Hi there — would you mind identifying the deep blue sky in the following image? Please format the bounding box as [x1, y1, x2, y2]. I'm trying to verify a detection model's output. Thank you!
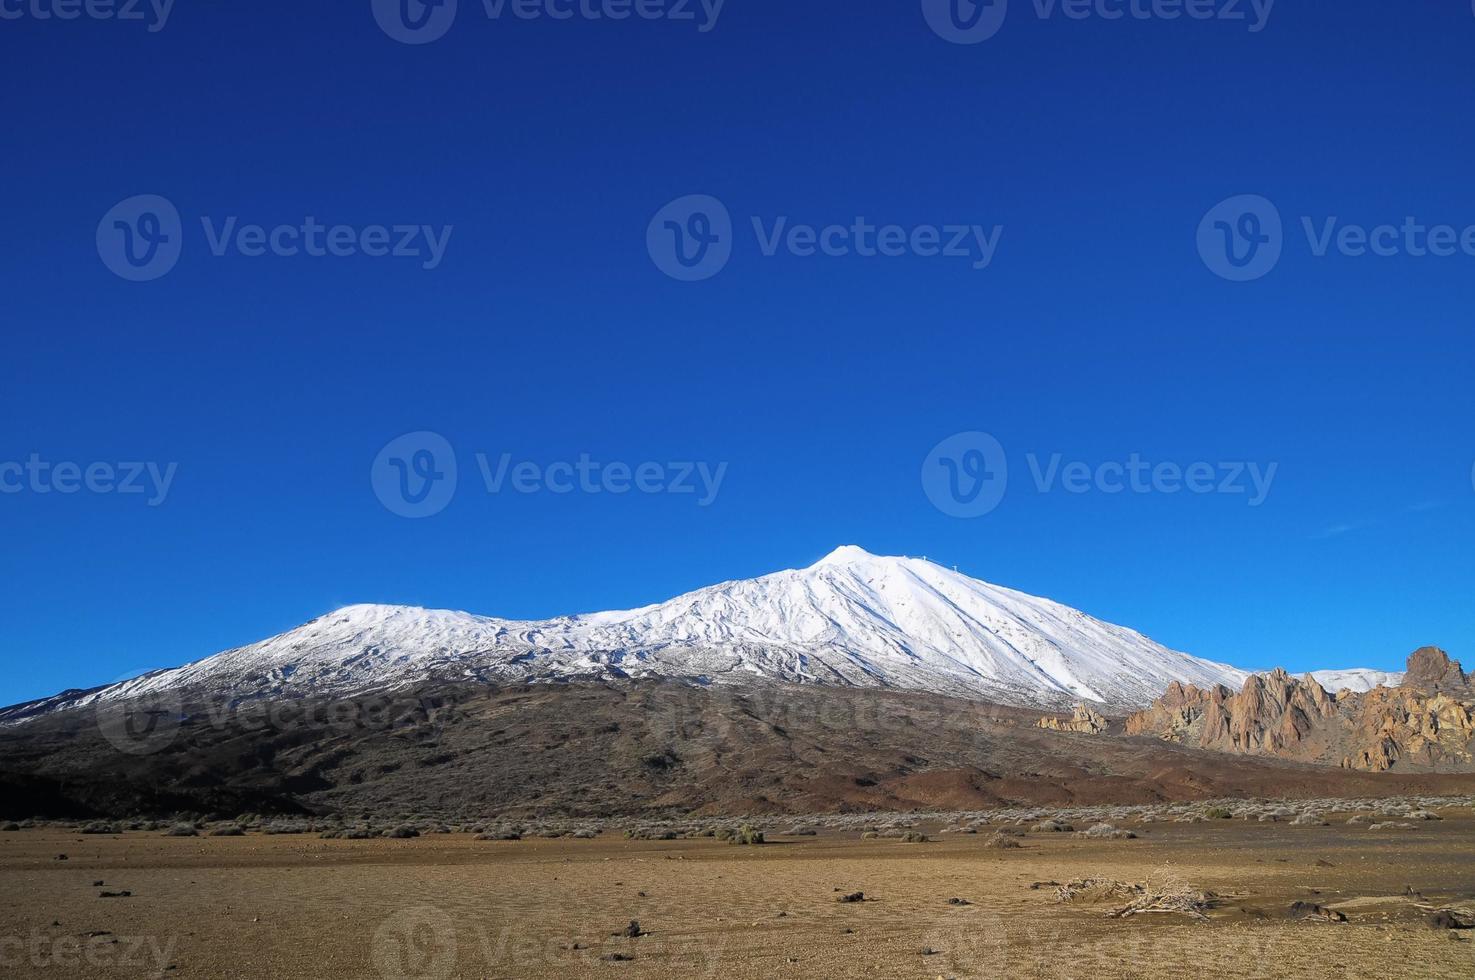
[3, 1, 1473, 705]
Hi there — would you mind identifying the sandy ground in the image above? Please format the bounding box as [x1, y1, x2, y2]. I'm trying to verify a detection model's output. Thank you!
[2, 812, 1473, 979]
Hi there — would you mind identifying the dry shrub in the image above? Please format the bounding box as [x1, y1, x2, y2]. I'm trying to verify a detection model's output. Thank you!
[1056, 867, 1217, 920]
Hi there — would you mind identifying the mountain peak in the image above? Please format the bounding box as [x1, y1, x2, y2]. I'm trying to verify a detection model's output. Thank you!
[809, 545, 889, 568]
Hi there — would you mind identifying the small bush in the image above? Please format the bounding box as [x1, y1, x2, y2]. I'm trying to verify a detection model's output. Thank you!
[382, 825, 420, 839]
[1203, 807, 1233, 820]
[1081, 823, 1136, 840]
[164, 823, 199, 837]
[730, 824, 765, 845]
[901, 831, 929, 843]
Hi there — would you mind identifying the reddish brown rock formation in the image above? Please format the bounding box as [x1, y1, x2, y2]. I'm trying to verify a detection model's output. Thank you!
[1403, 646, 1471, 695]
[1036, 704, 1108, 734]
[1126, 648, 1475, 772]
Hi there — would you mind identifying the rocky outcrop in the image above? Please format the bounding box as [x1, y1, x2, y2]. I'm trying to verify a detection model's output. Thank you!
[1345, 685, 1475, 771]
[1036, 704, 1108, 734]
[1403, 647, 1470, 695]
[1126, 648, 1475, 773]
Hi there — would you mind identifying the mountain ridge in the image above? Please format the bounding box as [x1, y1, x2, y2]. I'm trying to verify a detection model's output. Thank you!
[0, 547, 1402, 719]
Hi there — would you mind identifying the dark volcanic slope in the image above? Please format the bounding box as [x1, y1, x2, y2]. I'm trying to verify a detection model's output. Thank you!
[3, 680, 1474, 820]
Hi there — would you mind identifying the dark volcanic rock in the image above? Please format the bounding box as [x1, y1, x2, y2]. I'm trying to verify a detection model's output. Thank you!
[1289, 901, 1346, 923]
[4, 679, 1475, 819]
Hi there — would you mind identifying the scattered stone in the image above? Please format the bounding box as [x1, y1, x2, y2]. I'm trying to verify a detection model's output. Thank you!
[837, 892, 865, 903]
[615, 920, 646, 938]
[98, 891, 132, 899]
[601, 953, 634, 962]
[1428, 910, 1474, 930]
[946, 897, 970, 906]
[1289, 901, 1347, 923]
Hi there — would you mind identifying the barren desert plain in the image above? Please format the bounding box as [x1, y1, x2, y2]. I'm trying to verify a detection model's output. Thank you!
[3, 799, 1473, 979]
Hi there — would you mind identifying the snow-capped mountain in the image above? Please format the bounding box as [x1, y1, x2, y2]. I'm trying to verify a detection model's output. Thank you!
[5, 546, 1263, 717]
[1304, 668, 1404, 694]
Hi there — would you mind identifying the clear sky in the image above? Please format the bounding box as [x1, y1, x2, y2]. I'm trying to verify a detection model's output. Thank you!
[2, 1, 1473, 705]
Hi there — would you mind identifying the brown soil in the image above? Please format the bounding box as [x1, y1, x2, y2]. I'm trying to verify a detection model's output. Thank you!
[3, 809, 1474, 978]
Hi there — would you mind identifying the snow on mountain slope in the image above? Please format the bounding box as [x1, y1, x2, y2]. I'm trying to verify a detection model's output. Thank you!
[11, 547, 1257, 716]
[1305, 669, 1404, 694]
